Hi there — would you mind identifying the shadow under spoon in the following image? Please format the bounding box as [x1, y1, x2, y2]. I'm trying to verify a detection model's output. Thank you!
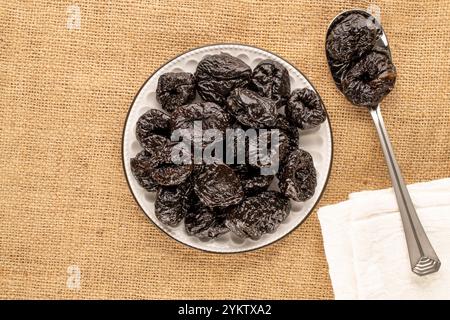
[325, 9, 440, 276]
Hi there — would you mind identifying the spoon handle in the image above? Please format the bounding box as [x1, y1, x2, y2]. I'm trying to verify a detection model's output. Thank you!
[369, 105, 440, 276]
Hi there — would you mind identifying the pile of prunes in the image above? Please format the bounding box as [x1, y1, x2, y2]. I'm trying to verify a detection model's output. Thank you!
[130, 53, 326, 240]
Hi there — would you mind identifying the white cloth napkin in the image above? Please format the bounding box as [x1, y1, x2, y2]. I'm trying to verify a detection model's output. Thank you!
[318, 178, 450, 300]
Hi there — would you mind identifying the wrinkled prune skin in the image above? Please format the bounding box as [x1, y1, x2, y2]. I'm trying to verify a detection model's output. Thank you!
[235, 165, 273, 195]
[341, 52, 397, 107]
[226, 88, 277, 128]
[130, 150, 160, 191]
[195, 53, 251, 105]
[286, 88, 326, 129]
[136, 143, 192, 187]
[242, 175, 273, 195]
[185, 200, 229, 239]
[251, 59, 290, 107]
[155, 182, 192, 227]
[278, 149, 316, 201]
[150, 160, 193, 187]
[225, 191, 290, 240]
[170, 102, 231, 134]
[135, 109, 171, 145]
[194, 163, 244, 208]
[139, 134, 171, 154]
[246, 130, 290, 170]
[273, 114, 299, 154]
[156, 72, 196, 112]
[326, 12, 380, 64]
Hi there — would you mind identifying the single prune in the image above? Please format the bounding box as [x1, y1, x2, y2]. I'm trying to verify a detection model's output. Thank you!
[341, 51, 397, 107]
[135, 109, 171, 145]
[185, 200, 229, 239]
[326, 12, 380, 63]
[225, 191, 290, 240]
[278, 149, 316, 201]
[194, 163, 244, 208]
[130, 150, 160, 191]
[170, 102, 231, 136]
[155, 182, 192, 227]
[251, 59, 290, 107]
[156, 72, 196, 112]
[286, 88, 326, 129]
[235, 165, 273, 195]
[195, 53, 251, 105]
[226, 88, 277, 128]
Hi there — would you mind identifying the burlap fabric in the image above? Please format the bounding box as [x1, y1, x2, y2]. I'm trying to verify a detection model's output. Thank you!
[1, 0, 449, 299]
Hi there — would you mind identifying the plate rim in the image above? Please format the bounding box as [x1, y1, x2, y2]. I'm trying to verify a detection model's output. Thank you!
[121, 43, 334, 254]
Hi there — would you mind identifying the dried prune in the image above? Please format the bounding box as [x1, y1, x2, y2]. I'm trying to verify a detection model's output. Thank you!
[194, 163, 244, 208]
[132, 141, 193, 187]
[139, 134, 171, 154]
[251, 59, 290, 107]
[150, 160, 193, 186]
[155, 182, 192, 227]
[170, 102, 231, 135]
[156, 72, 196, 112]
[246, 129, 290, 170]
[235, 165, 273, 195]
[278, 149, 316, 201]
[326, 12, 380, 63]
[225, 191, 290, 240]
[135, 109, 171, 145]
[286, 88, 326, 129]
[185, 200, 229, 239]
[195, 53, 251, 105]
[226, 88, 277, 128]
[273, 114, 299, 153]
[341, 51, 397, 107]
[130, 150, 160, 191]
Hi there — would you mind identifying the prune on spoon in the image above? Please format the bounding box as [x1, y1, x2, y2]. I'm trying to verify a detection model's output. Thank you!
[185, 200, 229, 239]
[326, 12, 380, 63]
[195, 53, 251, 105]
[155, 182, 192, 227]
[251, 59, 291, 107]
[226, 88, 278, 128]
[225, 191, 290, 240]
[130, 150, 160, 191]
[286, 88, 326, 129]
[156, 72, 196, 112]
[194, 163, 244, 208]
[341, 51, 397, 107]
[135, 109, 171, 145]
[278, 149, 316, 201]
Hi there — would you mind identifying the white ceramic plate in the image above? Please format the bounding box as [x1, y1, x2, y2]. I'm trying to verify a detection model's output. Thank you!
[123, 44, 333, 253]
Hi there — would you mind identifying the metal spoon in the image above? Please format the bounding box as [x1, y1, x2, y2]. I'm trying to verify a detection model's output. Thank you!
[326, 9, 440, 276]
